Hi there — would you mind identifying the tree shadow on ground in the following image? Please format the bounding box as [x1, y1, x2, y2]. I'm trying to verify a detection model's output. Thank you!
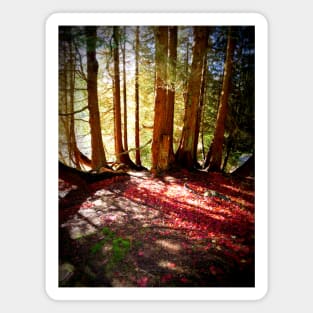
[58, 170, 255, 287]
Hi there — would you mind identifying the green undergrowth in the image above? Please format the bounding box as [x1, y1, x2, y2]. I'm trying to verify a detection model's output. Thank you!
[90, 227, 132, 271]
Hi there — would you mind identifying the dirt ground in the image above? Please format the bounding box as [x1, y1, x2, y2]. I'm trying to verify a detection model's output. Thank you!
[59, 169, 255, 287]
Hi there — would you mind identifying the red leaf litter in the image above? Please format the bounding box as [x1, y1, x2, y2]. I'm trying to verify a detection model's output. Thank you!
[59, 169, 255, 287]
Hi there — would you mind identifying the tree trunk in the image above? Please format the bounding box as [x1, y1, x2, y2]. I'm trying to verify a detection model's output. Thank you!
[166, 26, 178, 165]
[152, 26, 177, 173]
[59, 27, 83, 169]
[68, 29, 81, 169]
[85, 26, 107, 170]
[205, 28, 235, 171]
[122, 27, 129, 152]
[134, 26, 142, 167]
[193, 53, 208, 164]
[221, 137, 233, 172]
[175, 27, 209, 169]
[151, 27, 168, 172]
[112, 26, 135, 167]
[177, 38, 190, 156]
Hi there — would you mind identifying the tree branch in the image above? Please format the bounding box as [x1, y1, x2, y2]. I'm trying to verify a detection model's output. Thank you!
[74, 43, 87, 81]
[59, 105, 88, 116]
[115, 139, 152, 156]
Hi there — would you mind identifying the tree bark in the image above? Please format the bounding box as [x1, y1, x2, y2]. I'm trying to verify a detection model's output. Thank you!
[166, 26, 178, 165]
[122, 27, 129, 152]
[134, 26, 142, 167]
[193, 53, 208, 164]
[152, 26, 178, 173]
[175, 27, 209, 169]
[68, 29, 81, 169]
[205, 28, 235, 171]
[151, 27, 168, 172]
[85, 26, 107, 170]
[112, 26, 135, 167]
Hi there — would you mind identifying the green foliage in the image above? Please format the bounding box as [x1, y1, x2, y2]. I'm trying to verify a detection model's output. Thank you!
[90, 227, 131, 271]
[90, 239, 106, 254]
[100, 226, 113, 237]
[111, 238, 131, 263]
[59, 26, 255, 171]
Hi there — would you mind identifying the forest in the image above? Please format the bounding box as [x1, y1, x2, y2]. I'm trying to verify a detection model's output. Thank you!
[58, 25, 255, 287]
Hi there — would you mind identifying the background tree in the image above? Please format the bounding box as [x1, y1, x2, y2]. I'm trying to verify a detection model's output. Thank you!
[59, 27, 90, 169]
[112, 26, 136, 167]
[59, 26, 254, 174]
[122, 26, 129, 154]
[193, 48, 208, 165]
[134, 26, 142, 167]
[175, 27, 209, 168]
[204, 28, 236, 171]
[166, 26, 178, 166]
[222, 26, 255, 172]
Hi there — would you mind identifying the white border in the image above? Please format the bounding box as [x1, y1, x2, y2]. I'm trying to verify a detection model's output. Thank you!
[45, 13, 268, 301]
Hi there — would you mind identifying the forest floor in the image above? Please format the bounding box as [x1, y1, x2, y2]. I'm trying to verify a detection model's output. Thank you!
[59, 169, 255, 287]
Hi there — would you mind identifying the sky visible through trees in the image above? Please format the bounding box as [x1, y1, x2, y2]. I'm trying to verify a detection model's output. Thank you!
[59, 25, 254, 172]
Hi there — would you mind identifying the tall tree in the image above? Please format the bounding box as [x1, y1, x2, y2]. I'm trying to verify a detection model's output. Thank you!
[134, 26, 142, 167]
[85, 26, 107, 170]
[59, 27, 85, 169]
[204, 28, 235, 171]
[122, 26, 129, 153]
[151, 26, 178, 173]
[166, 26, 178, 165]
[67, 28, 82, 169]
[151, 27, 168, 172]
[59, 28, 71, 163]
[175, 27, 209, 168]
[193, 51, 208, 164]
[112, 26, 135, 167]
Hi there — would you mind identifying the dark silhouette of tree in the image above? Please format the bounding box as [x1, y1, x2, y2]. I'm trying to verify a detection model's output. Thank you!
[204, 28, 235, 171]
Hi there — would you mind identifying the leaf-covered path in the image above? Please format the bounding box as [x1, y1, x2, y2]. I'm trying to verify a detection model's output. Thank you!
[59, 169, 255, 287]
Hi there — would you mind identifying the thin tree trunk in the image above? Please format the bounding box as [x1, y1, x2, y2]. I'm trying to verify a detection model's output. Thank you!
[62, 38, 71, 164]
[134, 26, 142, 167]
[166, 26, 177, 165]
[122, 26, 129, 152]
[193, 52, 208, 164]
[112, 26, 135, 167]
[205, 28, 235, 171]
[183, 37, 190, 104]
[68, 29, 81, 169]
[201, 104, 206, 162]
[221, 138, 233, 172]
[177, 38, 190, 156]
[113, 26, 124, 163]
